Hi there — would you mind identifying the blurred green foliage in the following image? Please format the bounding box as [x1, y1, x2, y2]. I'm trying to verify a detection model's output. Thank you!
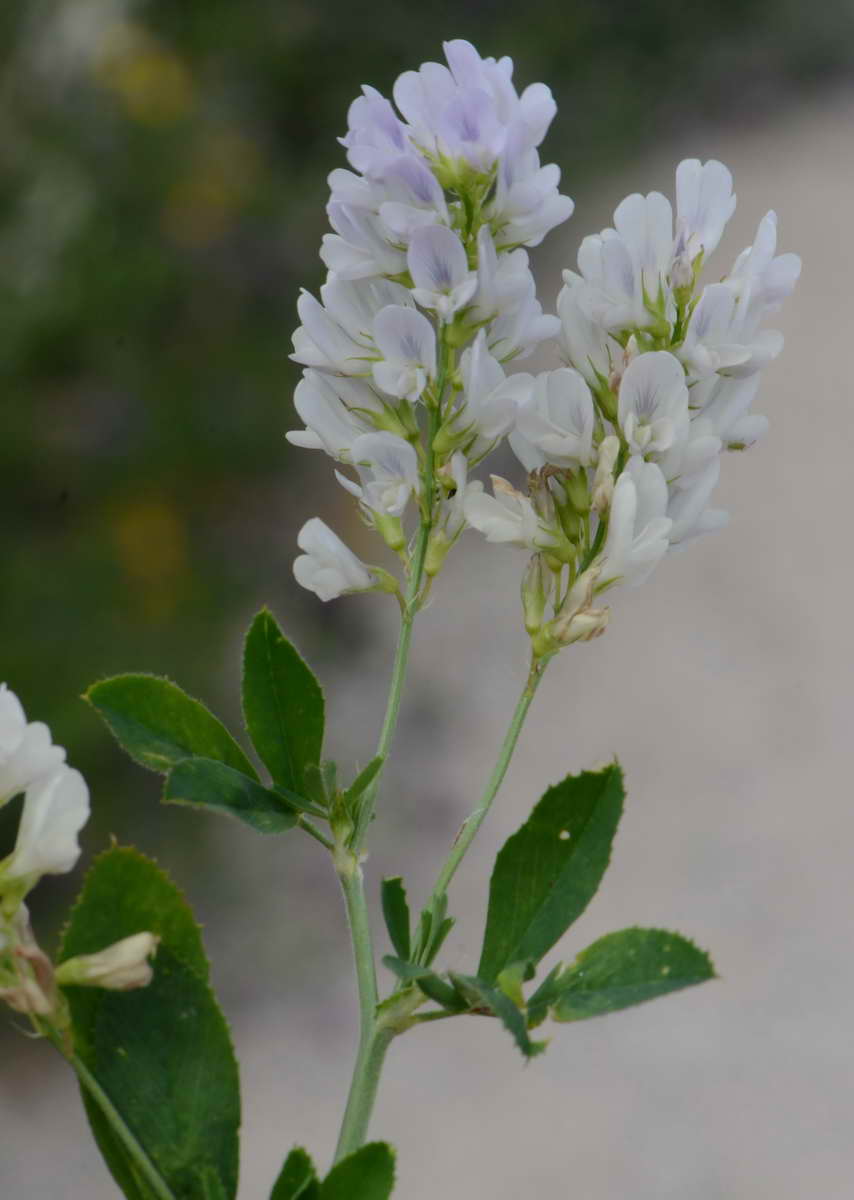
[1, 0, 851, 900]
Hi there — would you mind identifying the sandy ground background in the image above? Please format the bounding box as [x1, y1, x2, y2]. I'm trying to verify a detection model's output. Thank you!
[3, 88, 853, 1198]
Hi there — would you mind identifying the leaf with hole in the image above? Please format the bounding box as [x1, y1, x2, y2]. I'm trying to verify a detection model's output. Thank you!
[478, 763, 624, 984]
[551, 927, 716, 1022]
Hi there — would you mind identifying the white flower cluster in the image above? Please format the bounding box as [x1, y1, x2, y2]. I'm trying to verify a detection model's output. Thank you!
[288, 45, 799, 653]
[0, 685, 156, 1018]
[288, 40, 572, 599]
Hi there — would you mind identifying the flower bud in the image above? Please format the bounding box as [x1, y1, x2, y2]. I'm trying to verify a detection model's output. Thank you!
[670, 251, 694, 291]
[565, 469, 590, 515]
[0, 976, 54, 1016]
[553, 606, 609, 644]
[548, 565, 610, 648]
[591, 435, 620, 515]
[56, 932, 160, 992]
[0, 908, 60, 1017]
[373, 513, 407, 553]
[521, 555, 553, 637]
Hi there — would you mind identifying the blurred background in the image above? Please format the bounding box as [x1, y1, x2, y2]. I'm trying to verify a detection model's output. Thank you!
[2, 1, 854, 1196]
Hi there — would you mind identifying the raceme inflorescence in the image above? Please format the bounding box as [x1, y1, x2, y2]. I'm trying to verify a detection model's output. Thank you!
[5, 39, 799, 1200]
[289, 39, 799, 659]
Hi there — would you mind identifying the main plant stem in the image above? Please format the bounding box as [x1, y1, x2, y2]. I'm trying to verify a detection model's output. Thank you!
[333, 866, 393, 1161]
[333, 389, 444, 1163]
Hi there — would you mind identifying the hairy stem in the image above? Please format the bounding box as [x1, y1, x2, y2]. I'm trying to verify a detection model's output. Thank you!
[334, 864, 388, 1162]
[424, 654, 549, 925]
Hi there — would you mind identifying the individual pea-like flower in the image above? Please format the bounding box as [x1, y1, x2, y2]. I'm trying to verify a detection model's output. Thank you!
[598, 459, 673, 588]
[407, 225, 478, 320]
[293, 518, 375, 602]
[1, 765, 90, 889]
[514, 367, 596, 468]
[336, 432, 420, 518]
[286, 371, 384, 459]
[491, 127, 575, 248]
[446, 331, 530, 462]
[403, 225, 477, 319]
[556, 279, 621, 388]
[0, 685, 87, 900]
[575, 190, 675, 332]
[340, 84, 413, 178]
[694, 374, 768, 450]
[371, 306, 437, 401]
[673, 158, 736, 266]
[677, 284, 754, 380]
[727, 210, 802, 312]
[0, 684, 66, 807]
[377, 158, 450, 239]
[291, 278, 413, 376]
[470, 227, 560, 361]
[463, 475, 558, 551]
[322, 203, 407, 280]
[56, 932, 160, 992]
[666, 458, 728, 546]
[617, 351, 689, 456]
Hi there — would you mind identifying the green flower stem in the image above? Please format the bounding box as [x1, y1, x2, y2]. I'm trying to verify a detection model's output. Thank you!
[352, 352, 447, 851]
[64, 1046, 177, 1200]
[424, 653, 550, 920]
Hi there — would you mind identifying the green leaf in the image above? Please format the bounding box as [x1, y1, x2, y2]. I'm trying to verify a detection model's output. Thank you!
[60, 847, 208, 984]
[495, 960, 535, 1009]
[198, 1165, 230, 1200]
[477, 763, 624, 984]
[242, 609, 324, 794]
[551, 927, 716, 1022]
[345, 756, 384, 805]
[86, 674, 258, 780]
[411, 894, 455, 968]
[380, 877, 410, 960]
[61, 848, 240, 1200]
[525, 963, 564, 1029]
[449, 973, 546, 1060]
[321, 1143, 395, 1200]
[165, 757, 298, 834]
[271, 1147, 320, 1200]
[381, 957, 463, 1011]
